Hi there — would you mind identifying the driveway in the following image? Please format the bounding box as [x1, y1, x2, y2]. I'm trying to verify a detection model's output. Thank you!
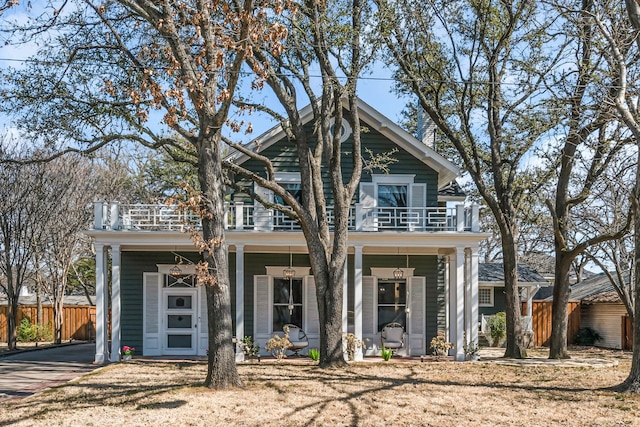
[0, 343, 98, 401]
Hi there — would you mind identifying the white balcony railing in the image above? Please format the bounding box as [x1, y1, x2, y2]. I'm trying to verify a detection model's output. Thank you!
[93, 201, 481, 233]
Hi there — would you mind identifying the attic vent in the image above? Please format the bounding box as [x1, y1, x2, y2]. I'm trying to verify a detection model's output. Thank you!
[329, 118, 352, 143]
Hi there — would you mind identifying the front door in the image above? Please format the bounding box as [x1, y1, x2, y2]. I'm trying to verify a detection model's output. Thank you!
[163, 288, 198, 355]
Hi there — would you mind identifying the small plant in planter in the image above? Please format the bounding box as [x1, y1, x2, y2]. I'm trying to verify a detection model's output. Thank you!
[308, 348, 320, 361]
[344, 333, 367, 361]
[239, 336, 260, 359]
[266, 331, 291, 361]
[381, 346, 393, 361]
[463, 332, 480, 361]
[430, 333, 453, 358]
[122, 345, 135, 361]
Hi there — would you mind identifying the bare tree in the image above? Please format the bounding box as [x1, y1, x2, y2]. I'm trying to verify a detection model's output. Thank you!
[0, 0, 287, 388]
[224, 0, 378, 367]
[0, 141, 52, 349]
[590, 0, 640, 392]
[376, 0, 565, 358]
[32, 155, 95, 344]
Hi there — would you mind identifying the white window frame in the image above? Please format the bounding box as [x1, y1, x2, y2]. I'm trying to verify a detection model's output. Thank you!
[478, 286, 494, 307]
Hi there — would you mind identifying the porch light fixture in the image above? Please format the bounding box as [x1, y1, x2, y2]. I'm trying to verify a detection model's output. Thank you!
[169, 264, 182, 277]
[393, 248, 404, 280]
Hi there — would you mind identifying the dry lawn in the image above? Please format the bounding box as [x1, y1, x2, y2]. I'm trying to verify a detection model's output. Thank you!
[1, 348, 640, 426]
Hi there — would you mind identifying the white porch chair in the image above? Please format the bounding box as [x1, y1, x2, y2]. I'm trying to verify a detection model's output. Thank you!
[381, 322, 405, 352]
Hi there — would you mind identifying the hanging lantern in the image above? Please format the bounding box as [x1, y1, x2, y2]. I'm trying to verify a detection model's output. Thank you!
[169, 264, 182, 277]
[393, 267, 404, 280]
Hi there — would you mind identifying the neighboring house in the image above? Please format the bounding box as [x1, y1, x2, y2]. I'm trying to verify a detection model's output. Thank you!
[569, 273, 631, 350]
[87, 98, 488, 363]
[477, 263, 549, 337]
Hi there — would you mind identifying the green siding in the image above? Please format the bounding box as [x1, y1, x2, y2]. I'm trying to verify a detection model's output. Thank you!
[121, 251, 200, 354]
[242, 252, 312, 339]
[234, 113, 440, 207]
[479, 286, 506, 317]
[361, 254, 440, 345]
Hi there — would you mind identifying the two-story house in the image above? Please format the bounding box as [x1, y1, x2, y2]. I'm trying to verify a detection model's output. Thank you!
[87, 98, 487, 363]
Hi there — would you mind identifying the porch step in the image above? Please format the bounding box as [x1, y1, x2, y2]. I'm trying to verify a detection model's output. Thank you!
[478, 333, 490, 348]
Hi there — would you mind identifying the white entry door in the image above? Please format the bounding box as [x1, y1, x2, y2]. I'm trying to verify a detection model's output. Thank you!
[162, 288, 198, 355]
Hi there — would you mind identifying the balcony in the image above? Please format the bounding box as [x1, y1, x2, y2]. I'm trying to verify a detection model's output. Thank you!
[93, 202, 481, 233]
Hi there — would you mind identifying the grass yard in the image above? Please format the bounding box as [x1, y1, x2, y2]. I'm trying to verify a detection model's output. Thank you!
[1, 348, 639, 426]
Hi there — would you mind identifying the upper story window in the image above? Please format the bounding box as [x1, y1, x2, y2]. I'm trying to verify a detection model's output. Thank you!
[359, 175, 426, 231]
[378, 184, 408, 208]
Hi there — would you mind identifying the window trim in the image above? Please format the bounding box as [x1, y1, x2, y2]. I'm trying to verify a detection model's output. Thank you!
[478, 286, 495, 307]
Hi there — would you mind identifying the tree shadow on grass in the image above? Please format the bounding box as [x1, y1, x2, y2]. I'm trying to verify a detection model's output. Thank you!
[240, 363, 628, 427]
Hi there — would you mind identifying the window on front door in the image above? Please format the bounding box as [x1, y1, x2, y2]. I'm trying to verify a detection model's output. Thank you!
[377, 279, 407, 331]
[273, 277, 303, 332]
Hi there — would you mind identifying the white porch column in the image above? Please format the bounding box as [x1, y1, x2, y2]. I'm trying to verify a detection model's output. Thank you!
[235, 244, 245, 362]
[469, 247, 479, 346]
[342, 255, 348, 337]
[449, 247, 465, 361]
[109, 245, 121, 362]
[94, 243, 109, 364]
[353, 245, 363, 361]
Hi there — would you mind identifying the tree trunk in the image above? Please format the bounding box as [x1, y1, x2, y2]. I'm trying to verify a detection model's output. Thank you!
[53, 295, 64, 344]
[501, 228, 527, 358]
[198, 131, 242, 389]
[617, 141, 640, 391]
[549, 252, 573, 359]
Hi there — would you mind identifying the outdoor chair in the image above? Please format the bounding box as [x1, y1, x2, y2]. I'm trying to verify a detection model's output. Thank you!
[381, 322, 405, 352]
[284, 324, 309, 356]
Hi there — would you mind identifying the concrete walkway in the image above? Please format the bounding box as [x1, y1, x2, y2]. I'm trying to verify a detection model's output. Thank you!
[0, 342, 98, 401]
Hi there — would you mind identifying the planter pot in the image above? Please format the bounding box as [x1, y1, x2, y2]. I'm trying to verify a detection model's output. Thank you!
[122, 355, 132, 362]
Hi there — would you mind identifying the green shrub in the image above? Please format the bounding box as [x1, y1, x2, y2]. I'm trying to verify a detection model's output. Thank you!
[488, 312, 506, 347]
[17, 318, 37, 342]
[381, 346, 393, 361]
[574, 327, 602, 346]
[308, 348, 320, 361]
[16, 318, 52, 342]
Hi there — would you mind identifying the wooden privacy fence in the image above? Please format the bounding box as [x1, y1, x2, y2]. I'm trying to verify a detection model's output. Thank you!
[523, 301, 581, 347]
[0, 305, 96, 342]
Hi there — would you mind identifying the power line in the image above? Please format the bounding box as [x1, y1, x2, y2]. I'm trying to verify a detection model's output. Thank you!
[0, 56, 633, 92]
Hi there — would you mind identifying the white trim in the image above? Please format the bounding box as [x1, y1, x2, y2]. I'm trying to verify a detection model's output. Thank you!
[478, 287, 494, 307]
[110, 245, 121, 362]
[275, 172, 301, 183]
[370, 267, 415, 279]
[157, 264, 198, 276]
[162, 288, 198, 356]
[235, 245, 245, 362]
[372, 174, 416, 184]
[94, 243, 108, 364]
[265, 266, 311, 278]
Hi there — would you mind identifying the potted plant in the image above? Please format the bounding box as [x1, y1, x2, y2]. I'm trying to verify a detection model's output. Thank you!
[429, 333, 453, 358]
[344, 333, 367, 361]
[122, 345, 135, 361]
[239, 336, 261, 361]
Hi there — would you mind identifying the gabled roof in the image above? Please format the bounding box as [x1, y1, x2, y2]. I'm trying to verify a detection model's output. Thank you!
[535, 271, 628, 303]
[479, 263, 548, 285]
[229, 97, 460, 188]
[438, 180, 466, 202]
